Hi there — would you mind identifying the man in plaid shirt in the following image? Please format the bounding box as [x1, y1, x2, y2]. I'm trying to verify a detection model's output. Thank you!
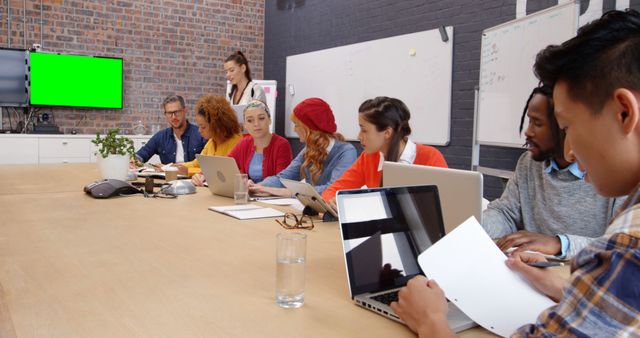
[391, 9, 640, 337]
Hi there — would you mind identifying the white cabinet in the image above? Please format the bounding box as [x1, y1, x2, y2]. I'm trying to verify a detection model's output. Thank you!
[39, 138, 91, 163]
[0, 135, 39, 164]
[0, 134, 152, 165]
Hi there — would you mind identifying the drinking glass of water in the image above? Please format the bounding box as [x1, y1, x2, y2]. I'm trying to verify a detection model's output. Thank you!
[276, 232, 306, 308]
[234, 173, 249, 204]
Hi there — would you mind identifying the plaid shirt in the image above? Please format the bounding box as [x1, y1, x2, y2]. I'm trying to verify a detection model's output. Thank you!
[513, 184, 640, 337]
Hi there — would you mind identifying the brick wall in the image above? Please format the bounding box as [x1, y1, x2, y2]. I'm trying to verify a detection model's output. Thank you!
[264, 0, 640, 200]
[0, 0, 265, 135]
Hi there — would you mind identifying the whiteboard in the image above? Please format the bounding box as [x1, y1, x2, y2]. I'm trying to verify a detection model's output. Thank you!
[226, 79, 277, 132]
[285, 27, 453, 146]
[477, 2, 578, 147]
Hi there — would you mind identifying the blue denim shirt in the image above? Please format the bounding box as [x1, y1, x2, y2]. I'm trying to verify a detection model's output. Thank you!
[261, 141, 357, 194]
[135, 122, 206, 164]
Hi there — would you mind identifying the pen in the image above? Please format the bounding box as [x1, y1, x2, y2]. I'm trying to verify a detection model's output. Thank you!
[527, 261, 564, 268]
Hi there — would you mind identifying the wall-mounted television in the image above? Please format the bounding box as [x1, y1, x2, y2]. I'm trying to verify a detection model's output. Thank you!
[29, 52, 123, 109]
[0, 48, 28, 107]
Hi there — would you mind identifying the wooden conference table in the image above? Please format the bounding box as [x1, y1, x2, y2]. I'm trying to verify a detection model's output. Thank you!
[0, 164, 507, 337]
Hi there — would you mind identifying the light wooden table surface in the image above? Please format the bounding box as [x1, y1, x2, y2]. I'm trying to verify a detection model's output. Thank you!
[0, 164, 501, 338]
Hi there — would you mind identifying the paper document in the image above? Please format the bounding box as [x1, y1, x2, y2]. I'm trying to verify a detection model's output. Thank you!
[258, 198, 305, 209]
[209, 204, 284, 220]
[417, 217, 555, 337]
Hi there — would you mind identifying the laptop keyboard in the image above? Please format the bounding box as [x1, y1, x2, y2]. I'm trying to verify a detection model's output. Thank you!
[371, 290, 399, 305]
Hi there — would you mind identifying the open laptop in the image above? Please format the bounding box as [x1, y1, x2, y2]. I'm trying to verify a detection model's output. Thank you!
[197, 154, 241, 198]
[383, 162, 483, 234]
[336, 185, 476, 332]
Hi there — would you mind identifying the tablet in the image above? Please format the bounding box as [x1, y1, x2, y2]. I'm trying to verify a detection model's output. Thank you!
[280, 178, 337, 217]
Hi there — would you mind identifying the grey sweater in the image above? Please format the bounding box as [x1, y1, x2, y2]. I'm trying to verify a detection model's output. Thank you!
[482, 152, 624, 258]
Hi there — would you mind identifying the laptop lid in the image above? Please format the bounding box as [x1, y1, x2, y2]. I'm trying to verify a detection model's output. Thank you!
[336, 185, 446, 298]
[196, 154, 240, 198]
[383, 162, 483, 234]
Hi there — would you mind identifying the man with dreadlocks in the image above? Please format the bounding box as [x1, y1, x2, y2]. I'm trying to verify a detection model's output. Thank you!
[481, 85, 624, 259]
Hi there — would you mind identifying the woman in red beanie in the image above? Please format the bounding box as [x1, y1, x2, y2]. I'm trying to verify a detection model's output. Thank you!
[251, 98, 357, 197]
[322, 96, 448, 205]
[226, 100, 293, 184]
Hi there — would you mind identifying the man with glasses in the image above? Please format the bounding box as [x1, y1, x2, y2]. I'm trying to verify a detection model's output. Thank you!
[135, 95, 207, 165]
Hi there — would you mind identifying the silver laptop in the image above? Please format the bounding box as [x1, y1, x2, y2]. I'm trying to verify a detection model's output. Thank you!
[383, 162, 483, 234]
[336, 185, 476, 332]
[197, 154, 241, 198]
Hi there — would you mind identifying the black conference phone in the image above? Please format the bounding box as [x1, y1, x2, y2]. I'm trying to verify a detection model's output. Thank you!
[84, 179, 142, 199]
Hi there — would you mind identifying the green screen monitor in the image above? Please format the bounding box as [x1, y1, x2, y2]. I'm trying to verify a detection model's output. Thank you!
[29, 52, 123, 109]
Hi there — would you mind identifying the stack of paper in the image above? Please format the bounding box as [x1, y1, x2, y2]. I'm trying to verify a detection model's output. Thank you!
[208, 204, 285, 220]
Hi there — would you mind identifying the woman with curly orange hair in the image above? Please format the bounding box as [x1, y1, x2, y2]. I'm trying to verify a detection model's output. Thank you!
[177, 94, 243, 179]
[251, 98, 357, 197]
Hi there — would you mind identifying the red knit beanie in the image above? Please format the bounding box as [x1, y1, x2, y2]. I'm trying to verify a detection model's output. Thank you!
[293, 98, 337, 134]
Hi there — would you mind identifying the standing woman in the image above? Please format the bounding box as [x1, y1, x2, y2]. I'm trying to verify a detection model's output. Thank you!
[322, 96, 448, 202]
[224, 51, 267, 105]
[227, 100, 293, 184]
[178, 95, 243, 181]
[251, 98, 357, 197]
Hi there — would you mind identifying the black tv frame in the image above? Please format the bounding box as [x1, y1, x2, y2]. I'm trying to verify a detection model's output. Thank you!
[27, 51, 124, 109]
[0, 47, 29, 107]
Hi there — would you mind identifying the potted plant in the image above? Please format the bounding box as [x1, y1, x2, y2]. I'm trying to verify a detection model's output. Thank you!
[92, 128, 135, 181]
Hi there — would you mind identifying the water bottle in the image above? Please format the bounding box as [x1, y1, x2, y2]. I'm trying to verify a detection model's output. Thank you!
[133, 120, 145, 135]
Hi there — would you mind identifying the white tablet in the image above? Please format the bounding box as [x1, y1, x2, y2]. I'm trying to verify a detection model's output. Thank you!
[280, 178, 337, 217]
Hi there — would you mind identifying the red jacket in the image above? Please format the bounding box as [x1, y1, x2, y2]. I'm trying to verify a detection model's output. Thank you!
[322, 143, 448, 201]
[228, 134, 293, 180]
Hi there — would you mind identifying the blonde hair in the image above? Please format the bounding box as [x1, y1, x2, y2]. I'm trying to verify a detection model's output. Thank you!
[293, 115, 345, 184]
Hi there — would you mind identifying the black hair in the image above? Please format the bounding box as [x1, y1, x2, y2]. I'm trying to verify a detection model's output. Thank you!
[358, 96, 412, 162]
[225, 51, 253, 100]
[534, 9, 640, 114]
[519, 85, 563, 153]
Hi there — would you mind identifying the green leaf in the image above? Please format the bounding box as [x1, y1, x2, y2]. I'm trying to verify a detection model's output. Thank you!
[92, 128, 135, 158]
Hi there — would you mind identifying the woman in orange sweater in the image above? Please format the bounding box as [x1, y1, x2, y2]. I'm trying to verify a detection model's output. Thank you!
[322, 96, 448, 205]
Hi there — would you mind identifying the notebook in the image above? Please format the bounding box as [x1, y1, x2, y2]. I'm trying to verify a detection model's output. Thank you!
[208, 204, 284, 220]
[336, 185, 476, 332]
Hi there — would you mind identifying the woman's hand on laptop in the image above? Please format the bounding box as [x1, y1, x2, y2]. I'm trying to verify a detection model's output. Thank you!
[249, 184, 292, 197]
[390, 276, 456, 338]
[191, 173, 206, 187]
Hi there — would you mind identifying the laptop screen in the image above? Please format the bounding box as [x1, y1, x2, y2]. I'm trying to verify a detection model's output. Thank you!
[337, 185, 446, 296]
